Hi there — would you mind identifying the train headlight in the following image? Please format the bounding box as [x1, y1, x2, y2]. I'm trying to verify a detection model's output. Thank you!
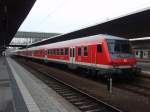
[123, 59, 127, 62]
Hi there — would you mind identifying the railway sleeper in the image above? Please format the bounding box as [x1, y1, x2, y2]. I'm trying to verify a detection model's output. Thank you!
[54, 89, 71, 92]
[47, 82, 60, 85]
[69, 97, 88, 102]
[50, 85, 63, 88]
[70, 99, 91, 104]
[60, 92, 78, 96]
[84, 108, 106, 112]
[65, 95, 82, 99]
[73, 101, 88, 105]
[79, 104, 99, 109]
[73, 100, 94, 106]
[52, 86, 68, 90]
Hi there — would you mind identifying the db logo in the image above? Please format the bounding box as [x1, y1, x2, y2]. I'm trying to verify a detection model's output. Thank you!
[123, 59, 127, 62]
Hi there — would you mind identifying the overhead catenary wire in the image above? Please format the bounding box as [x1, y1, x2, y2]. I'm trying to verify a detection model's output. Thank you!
[36, 0, 67, 29]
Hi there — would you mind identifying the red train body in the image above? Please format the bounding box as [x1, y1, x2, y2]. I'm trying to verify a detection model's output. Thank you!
[14, 34, 139, 77]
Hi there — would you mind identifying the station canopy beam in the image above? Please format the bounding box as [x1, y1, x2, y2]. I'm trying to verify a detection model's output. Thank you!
[29, 8, 150, 48]
[131, 39, 150, 49]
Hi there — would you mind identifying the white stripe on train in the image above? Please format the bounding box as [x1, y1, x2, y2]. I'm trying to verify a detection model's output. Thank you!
[19, 55, 134, 69]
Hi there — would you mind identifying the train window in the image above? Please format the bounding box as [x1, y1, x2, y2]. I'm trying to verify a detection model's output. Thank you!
[41, 50, 43, 54]
[78, 47, 82, 56]
[61, 49, 64, 55]
[53, 49, 55, 55]
[50, 49, 52, 55]
[70, 48, 72, 57]
[56, 49, 58, 55]
[60, 49, 62, 55]
[34, 51, 36, 54]
[97, 44, 102, 53]
[84, 47, 88, 56]
[58, 49, 60, 55]
[72, 48, 75, 57]
[55, 49, 59, 55]
[46, 50, 48, 55]
[55, 49, 57, 55]
[49, 49, 51, 55]
[51, 49, 52, 55]
[51, 49, 53, 55]
[65, 48, 68, 55]
[136, 51, 138, 55]
[56, 49, 59, 55]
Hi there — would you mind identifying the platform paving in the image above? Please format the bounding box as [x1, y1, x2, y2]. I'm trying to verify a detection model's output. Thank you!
[0, 56, 30, 112]
[0, 56, 14, 112]
[7, 57, 81, 112]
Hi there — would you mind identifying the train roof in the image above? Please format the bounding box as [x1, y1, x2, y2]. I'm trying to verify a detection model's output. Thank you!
[103, 34, 128, 40]
[27, 34, 128, 50]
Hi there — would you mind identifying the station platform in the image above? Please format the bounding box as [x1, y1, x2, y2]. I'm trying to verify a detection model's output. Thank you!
[0, 56, 80, 112]
[0, 57, 15, 112]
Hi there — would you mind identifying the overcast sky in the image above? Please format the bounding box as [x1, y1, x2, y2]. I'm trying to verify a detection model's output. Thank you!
[18, 0, 150, 33]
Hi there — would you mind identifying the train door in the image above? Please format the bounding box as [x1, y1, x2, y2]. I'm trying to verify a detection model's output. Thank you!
[70, 47, 75, 63]
[90, 45, 96, 65]
[45, 49, 48, 58]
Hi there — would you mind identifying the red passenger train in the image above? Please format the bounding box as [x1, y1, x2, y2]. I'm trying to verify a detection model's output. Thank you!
[14, 34, 139, 78]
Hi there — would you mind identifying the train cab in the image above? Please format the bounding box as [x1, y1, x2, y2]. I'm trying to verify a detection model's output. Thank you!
[105, 39, 139, 76]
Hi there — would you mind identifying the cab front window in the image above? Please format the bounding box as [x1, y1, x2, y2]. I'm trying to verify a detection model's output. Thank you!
[107, 39, 133, 58]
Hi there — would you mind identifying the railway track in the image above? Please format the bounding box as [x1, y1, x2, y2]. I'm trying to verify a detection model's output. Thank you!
[16, 58, 122, 112]
[137, 73, 150, 80]
[119, 73, 150, 97]
[18, 58, 150, 98]
[113, 72, 150, 97]
[116, 83, 150, 98]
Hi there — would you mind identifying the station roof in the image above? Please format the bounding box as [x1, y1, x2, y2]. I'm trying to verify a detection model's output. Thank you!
[130, 38, 150, 49]
[28, 8, 150, 48]
[0, 0, 36, 53]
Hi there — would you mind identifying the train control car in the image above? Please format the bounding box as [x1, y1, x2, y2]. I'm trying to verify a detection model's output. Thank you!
[14, 34, 139, 78]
